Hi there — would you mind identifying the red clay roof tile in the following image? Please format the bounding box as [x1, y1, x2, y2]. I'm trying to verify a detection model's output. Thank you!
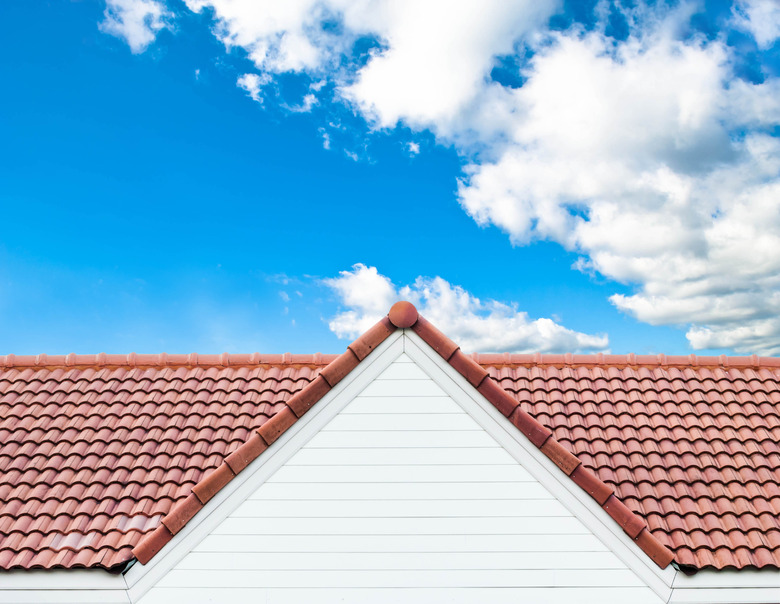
[2, 304, 780, 572]
[286, 375, 330, 418]
[319, 350, 360, 388]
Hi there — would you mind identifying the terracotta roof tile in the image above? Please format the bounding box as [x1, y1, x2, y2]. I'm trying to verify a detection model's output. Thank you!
[477, 355, 780, 570]
[2, 304, 780, 572]
[0, 354, 339, 571]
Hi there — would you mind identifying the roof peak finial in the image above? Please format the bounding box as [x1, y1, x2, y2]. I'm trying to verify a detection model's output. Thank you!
[388, 301, 418, 328]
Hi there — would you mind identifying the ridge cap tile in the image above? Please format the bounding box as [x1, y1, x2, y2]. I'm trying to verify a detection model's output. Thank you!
[128, 314, 399, 566]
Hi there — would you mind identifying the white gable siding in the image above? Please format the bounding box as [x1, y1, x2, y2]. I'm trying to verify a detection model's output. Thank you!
[139, 354, 663, 604]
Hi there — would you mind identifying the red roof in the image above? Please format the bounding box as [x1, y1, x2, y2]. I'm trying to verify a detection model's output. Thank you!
[1, 304, 779, 573]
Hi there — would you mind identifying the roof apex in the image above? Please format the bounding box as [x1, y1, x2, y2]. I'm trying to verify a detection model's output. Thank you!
[133, 305, 674, 571]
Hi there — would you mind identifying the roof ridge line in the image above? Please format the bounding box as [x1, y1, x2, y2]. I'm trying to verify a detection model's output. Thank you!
[469, 352, 780, 369]
[409, 310, 675, 570]
[131, 316, 398, 565]
[0, 353, 340, 370]
[133, 301, 674, 571]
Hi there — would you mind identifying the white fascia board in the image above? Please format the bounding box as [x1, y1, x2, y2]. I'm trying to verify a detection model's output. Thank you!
[0, 570, 130, 603]
[672, 568, 780, 589]
[123, 331, 405, 603]
[402, 331, 677, 602]
[670, 567, 780, 601]
[669, 587, 780, 603]
[404, 331, 780, 602]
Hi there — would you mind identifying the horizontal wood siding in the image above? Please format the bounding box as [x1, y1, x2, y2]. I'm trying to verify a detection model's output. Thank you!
[140, 354, 662, 603]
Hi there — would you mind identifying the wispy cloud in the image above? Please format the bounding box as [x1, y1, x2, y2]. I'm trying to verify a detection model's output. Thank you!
[324, 264, 608, 353]
[99, 0, 171, 53]
[236, 73, 269, 102]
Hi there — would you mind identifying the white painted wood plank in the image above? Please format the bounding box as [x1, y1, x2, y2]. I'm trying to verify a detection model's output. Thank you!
[0, 571, 126, 589]
[305, 429, 496, 448]
[250, 481, 553, 501]
[265, 463, 535, 483]
[134, 338, 665, 604]
[323, 414, 476, 431]
[213, 515, 590, 536]
[123, 332, 407, 602]
[393, 353, 414, 363]
[375, 362, 430, 380]
[287, 447, 516, 466]
[342, 396, 462, 414]
[670, 587, 780, 603]
[673, 568, 780, 588]
[0, 593, 129, 604]
[403, 331, 676, 601]
[156, 568, 644, 588]
[232, 498, 570, 518]
[359, 379, 445, 397]
[139, 586, 663, 604]
[178, 550, 625, 571]
[194, 533, 610, 554]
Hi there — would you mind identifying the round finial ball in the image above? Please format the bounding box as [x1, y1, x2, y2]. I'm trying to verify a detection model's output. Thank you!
[389, 301, 419, 328]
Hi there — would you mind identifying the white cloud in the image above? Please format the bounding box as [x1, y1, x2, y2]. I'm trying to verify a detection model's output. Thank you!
[123, 1, 780, 354]
[733, 0, 780, 49]
[456, 18, 780, 354]
[325, 264, 608, 353]
[236, 72, 269, 102]
[407, 142, 420, 156]
[340, 1, 558, 132]
[182, 0, 559, 130]
[100, 0, 171, 53]
[284, 93, 318, 113]
[323, 264, 396, 338]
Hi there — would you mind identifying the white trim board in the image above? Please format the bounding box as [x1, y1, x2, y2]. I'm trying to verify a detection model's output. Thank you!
[400, 332, 674, 602]
[123, 330, 405, 602]
[400, 331, 780, 604]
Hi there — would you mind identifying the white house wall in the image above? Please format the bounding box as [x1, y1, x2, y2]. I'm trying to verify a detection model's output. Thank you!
[138, 352, 663, 604]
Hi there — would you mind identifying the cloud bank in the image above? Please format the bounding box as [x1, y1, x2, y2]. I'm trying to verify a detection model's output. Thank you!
[102, 1, 780, 353]
[324, 264, 608, 353]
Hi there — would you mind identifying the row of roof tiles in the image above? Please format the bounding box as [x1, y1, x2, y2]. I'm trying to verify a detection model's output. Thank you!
[2, 302, 779, 573]
[130, 303, 673, 571]
[3, 351, 780, 369]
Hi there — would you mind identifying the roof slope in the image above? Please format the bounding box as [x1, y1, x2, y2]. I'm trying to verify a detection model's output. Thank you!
[1, 306, 779, 572]
[478, 354, 780, 570]
[0, 354, 335, 570]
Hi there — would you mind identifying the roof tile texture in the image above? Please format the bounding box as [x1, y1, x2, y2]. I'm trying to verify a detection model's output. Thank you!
[484, 359, 780, 570]
[0, 358, 332, 570]
[2, 340, 780, 571]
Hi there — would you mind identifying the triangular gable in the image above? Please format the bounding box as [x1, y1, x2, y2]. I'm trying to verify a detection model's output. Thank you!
[136, 348, 668, 603]
[127, 302, 673, 595]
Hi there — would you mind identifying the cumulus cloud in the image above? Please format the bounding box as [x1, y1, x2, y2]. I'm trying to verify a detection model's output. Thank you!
[324, 264, 608, 353]
[182, 0, 559, 131]
[100, 0, 171, 53]
[456, 13, 780, 354]
[115, 1, 780, 353]
[733, 0, 780, 49]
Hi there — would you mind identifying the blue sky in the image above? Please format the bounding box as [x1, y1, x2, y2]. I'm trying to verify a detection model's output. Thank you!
[1, 0, 779, 356]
